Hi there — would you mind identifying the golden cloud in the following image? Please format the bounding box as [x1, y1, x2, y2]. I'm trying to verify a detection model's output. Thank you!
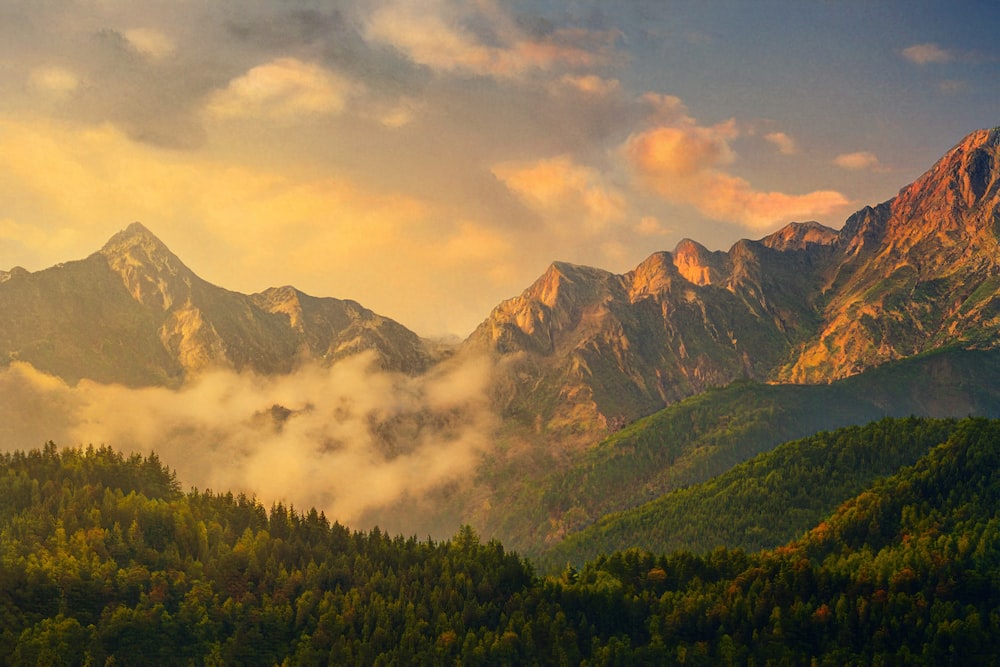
[833, 151, 881, 171]
[29, 66, 79, 96]
[625, 122, 848, 229]
[207, 58, 360, 119]
[492, 155, 626, 231]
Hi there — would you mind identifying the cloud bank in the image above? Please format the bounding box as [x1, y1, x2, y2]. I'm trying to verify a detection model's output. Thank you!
[0, 354, 498, 531]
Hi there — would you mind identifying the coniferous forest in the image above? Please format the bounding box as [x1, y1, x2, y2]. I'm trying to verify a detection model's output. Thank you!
[3, 417, 1000, 665]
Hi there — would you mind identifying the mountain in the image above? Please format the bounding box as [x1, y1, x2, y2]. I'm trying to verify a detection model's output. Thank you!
[0, 222, 431, 386]
[782, 127, 1000, 381]
[468, 127, 1000, 435]
[477, 347, 1000, 556]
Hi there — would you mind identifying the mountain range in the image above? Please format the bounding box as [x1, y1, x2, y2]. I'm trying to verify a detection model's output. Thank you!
[0, 223, 432, 386]
[469, 127, 1000, 433]
[1, 126, 999, 556]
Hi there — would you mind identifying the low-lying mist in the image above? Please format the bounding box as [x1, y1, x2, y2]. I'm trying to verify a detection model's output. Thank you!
[0, 352, 498, 533]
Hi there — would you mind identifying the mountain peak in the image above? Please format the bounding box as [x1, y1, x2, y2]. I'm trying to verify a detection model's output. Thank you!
[760, 221, 839, 251]
[98, 222, 195, 310]
[897, 126, 1000, 214]
[673, 239, 726, 286]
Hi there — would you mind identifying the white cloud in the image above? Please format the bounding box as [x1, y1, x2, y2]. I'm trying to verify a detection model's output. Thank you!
[207, 58, 360, 120]
[0, 355, 499, 529]
[902, 43, 953, 65]
[833, 151, 881, 171]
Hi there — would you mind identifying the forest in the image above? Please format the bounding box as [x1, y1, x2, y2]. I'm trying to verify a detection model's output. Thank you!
[3, 417, 1000, 664]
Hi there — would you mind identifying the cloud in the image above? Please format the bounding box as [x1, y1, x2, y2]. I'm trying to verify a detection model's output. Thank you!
[124, 28, 176, 60]
[0, 354, 499, 530]
[901, 43, 953, 65]
[492, 155, 626, 232]
[366, 0, 617, 80]
[635, 216, 670, 237]
[764, 131, 798, 155]
[207, 58, 360, 119]
[29, 66, 80, 96]
[625, 118, 848, 229]
[560, 74, 620, 96]
[833, 151, 881, 171]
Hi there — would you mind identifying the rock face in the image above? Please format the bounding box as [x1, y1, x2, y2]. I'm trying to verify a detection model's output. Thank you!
[782, 127, 1000, 381]
[469, 127, 1000, 434]
[0, 222, 431, 385]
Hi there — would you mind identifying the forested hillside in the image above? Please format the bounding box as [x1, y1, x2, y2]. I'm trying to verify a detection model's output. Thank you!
[4, 418, 1000, 664]
[542, 417, 958, 568]
[485, 348, 1000, 555]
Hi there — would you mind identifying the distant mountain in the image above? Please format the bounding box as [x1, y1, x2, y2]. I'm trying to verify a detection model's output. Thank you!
[0, 222, 431, 386]
[468, 127, 1000, 435]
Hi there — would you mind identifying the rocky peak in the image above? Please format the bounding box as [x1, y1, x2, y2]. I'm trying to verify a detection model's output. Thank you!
[761, 221, 839, 252]
[526, 261, 615, 310]
[888, 127, 1000, 225]
[672, 238, 727, 286]
[98, 222, 196, 310]
[629, 251, 678, 298]
[253, 285, 307, 331]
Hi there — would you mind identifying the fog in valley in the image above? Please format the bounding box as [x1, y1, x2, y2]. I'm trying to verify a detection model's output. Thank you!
[0, 352, 498, 531]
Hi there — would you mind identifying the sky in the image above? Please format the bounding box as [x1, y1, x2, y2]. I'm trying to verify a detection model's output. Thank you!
[1, 1, 998, 338]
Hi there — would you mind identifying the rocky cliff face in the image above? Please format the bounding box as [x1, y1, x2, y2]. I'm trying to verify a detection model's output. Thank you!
[782, 127, 1000, 381]
[468, 235, 818, 432]
[0, 223, 432, 385]
[470, 127, 1000, 434]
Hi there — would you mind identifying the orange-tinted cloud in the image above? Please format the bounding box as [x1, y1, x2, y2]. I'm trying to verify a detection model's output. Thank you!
[492, 155, 626, 231]
[625, 121, 848, 229]
[765, 131, 798, 155]
[833, 151, 882, 171]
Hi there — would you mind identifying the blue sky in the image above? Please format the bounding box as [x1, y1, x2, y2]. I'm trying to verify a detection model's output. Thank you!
[0, 1, 997, 335]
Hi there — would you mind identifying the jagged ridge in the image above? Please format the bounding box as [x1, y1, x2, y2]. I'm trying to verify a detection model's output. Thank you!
[469, 127, 1000, 434]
